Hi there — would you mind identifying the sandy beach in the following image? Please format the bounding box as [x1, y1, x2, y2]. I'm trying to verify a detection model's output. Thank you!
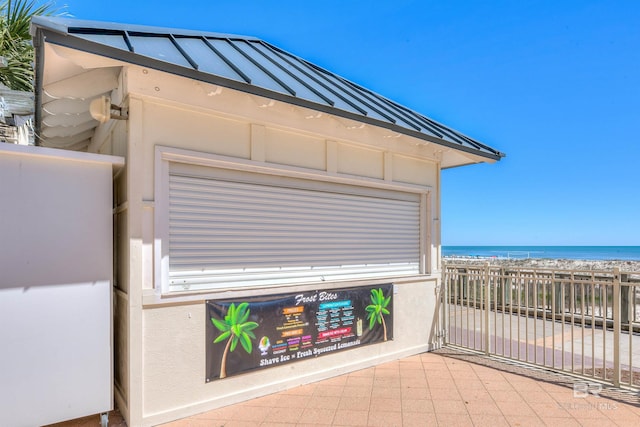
[443, 256, 640, 272]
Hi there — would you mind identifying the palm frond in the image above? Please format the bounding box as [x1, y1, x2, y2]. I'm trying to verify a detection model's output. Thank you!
[0, 0, 61, 91]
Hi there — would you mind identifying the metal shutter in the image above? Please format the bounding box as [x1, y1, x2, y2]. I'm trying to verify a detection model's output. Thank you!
[168, 173, 420, 291]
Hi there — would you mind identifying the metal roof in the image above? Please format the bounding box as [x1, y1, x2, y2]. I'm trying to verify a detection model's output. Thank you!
[31, 16, 503, 160]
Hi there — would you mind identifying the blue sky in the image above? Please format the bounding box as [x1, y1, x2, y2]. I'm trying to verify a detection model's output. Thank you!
[50, 0, 639, 246]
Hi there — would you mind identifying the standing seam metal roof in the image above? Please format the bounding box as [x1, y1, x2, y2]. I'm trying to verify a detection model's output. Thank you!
[31, 16, 503, 160]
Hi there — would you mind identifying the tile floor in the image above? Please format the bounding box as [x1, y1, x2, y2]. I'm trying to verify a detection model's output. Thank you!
[50, 349, 640, 426]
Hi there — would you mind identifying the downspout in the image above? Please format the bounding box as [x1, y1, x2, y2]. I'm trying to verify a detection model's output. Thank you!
[32, 27, 45, 146]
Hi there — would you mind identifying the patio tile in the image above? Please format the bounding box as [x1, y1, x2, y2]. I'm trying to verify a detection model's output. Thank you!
[527, 402, 572, 418]
[425, 377, 454, 389]
[331, 409, 369, 426]
[446, 361, 475, 371]
[423, 369, 454, 379]
[374, 369, 400, 379]
[400, 377, 428, 389]
[264, 406, 304, 424]
[468, 413, 510, 427]
[495, 399, 536, 417]
[305, 395, 341, 410]
[374, 367, 399, 376]
[463, 400, 502, 416]
[300, 408, 337, 425]
[366, 410, 403, 427]
[457, 388, 495, 403]
[399, 368, 425, 378]
[400, 386, 430, 400]
[503, 414, 544, 426]
[483, 381, 516, 392]
[489, 389, 527, 403]
[372, 377, 402, 388]
[314, 385, 345, 397]
[370, 386, 401, 399]
[369, 397, 402, 412]
[427, 386, 462, 401]
[399, 362, 423, 370]
[507, 376, 546, 389]
[276, 394, 309, 408]
[401, 412, 435, 426]
[261, 423, 298, 427]
[55, 349, 640, 427]
[345, 376, 373, 387]
[430, 398, 469, 415]
[338, 396, 371, 411]
[400, 398, 435, 414]
[537, 417, 582, 427]
[342, 385, 372, 398]
[234, 405, 274, 422]
[517, 389, 557, 404]
[213, 421, 258, 427]
[434, 413, 473, 426]
[602, 404, 640, 424]
[453, 379, 485, 389]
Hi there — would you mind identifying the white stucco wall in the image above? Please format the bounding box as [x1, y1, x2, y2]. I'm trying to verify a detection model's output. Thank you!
[112, 68, 444, 425]
[142, 279, 439, 424]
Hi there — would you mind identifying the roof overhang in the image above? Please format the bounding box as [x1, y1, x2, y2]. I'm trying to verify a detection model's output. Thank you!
[31, 16, 504, 163]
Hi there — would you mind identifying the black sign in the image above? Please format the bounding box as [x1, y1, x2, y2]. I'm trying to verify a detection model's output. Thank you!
[206, 284, 393, 381]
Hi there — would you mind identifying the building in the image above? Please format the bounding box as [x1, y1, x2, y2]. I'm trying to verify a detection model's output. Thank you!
[24, 16, 502, 426]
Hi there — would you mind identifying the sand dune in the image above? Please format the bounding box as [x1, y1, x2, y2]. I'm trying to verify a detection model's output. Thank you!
[443, 256, 640, 272]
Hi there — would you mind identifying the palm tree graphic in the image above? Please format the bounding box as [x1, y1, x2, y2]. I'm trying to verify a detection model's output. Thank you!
[211, 302, 259, 379]
[365, 288, 391, 341]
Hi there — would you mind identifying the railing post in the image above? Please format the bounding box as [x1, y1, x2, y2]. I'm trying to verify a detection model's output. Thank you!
[484, 263, 491, 356]
[554, 273, 562, 313]
[442, 266, 449, 347]
[621, 274, 629, 325]
[613, 267, 621, 387]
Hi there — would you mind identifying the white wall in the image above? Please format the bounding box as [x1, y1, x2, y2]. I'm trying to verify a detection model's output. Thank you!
[120, 69, 444, 425]
[0, 144, 123, 427]
[142, 278, 439, 425]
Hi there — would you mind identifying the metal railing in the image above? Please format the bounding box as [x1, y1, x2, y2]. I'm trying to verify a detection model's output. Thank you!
[443, 264, 640, 390]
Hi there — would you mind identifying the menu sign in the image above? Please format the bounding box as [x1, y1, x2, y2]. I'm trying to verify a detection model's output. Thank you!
[206, 284, 393, 381]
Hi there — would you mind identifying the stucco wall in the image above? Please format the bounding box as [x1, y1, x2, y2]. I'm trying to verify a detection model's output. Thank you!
[142, 279, 438, 424]
[118, 69, 443, 425]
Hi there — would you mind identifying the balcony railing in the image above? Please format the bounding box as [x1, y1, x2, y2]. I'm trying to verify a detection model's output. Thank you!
[443, 263, 640, 390]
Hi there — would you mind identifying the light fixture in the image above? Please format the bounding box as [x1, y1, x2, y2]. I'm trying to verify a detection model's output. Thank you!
[89, 95, 128, 123]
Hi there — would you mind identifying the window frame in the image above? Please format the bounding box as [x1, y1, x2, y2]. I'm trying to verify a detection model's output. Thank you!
[155, 146, 433, 294]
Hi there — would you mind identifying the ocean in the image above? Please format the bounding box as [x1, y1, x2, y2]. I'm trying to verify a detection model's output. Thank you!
[442, 246, 640, 261]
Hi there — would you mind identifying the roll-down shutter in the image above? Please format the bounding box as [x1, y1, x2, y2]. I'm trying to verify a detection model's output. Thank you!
[168, 173, 421, 291]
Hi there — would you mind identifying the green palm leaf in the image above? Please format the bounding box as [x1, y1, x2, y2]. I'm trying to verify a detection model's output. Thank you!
[230, 335, 239, 352]
[213, 330, 231, 343]
[239, 332, 252, 353]
[383, 295, 391, 308]
[0, 0, 61, 91]
[368, 312, 376, 329]
[236, 302, 249, 323]
[366, 288, 391, 332]
[211, 317, 230, 332]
